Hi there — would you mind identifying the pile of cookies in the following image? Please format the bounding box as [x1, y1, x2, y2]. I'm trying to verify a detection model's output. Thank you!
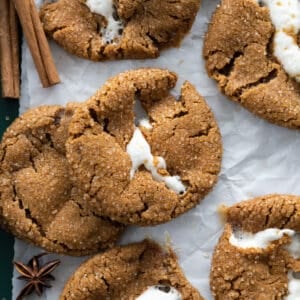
[0, 68, 221, 299]
[2, 0, 300, 299]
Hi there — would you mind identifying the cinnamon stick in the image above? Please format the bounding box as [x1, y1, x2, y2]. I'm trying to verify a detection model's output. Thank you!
[0, 0, 20, 98]
[12, 0, 60, 88]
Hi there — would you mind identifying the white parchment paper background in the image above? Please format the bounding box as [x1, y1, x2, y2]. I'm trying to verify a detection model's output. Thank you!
[12, 0, 300, 299]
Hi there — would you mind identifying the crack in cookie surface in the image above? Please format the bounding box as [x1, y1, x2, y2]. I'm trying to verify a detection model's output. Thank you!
[60, 239, 203, 300]
[66, 68, 222, 225]
[0, 105, 124, 256]
[40, 0, 200, 61]
[210, 194, 300, 299]
[204, 0, 300, 129]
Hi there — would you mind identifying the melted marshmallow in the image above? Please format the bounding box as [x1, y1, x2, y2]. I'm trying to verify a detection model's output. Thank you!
[126, 127, 186, 194]
[85, 0, 123, 43]
[136, 286, 182, 300]
[139, 119, 152, 129]
[229, 228, 295, 249]
[257, 0, 300, 81]
[285, 272, 300, 300]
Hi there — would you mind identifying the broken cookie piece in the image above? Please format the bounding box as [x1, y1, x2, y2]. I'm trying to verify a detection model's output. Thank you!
[60, 239, 204, 300]
[66, 68, 222, 225]
[40, 0, 200, 61]
[211, 194, 300, 299]
[204, 0, 300, 129]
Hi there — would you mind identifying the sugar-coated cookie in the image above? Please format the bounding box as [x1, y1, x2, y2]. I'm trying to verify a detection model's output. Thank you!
[40, 0, 200, 61]
[0, 105, 124, 255]
[60, 239, 204, 299]
[66, 68, 222, 225]
[211, 194, 300, 299]
[204, 0, 300, 129]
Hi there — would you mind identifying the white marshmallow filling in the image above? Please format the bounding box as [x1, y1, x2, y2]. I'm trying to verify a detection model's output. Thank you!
[85, 0, 124, 43]
[136, 285, 182, 300]
[126, 99, 186, 195]
[126, 128, 186, 194]
[256, 0, 300, 82]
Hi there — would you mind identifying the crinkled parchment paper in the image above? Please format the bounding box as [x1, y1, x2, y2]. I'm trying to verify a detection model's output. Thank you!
[12, 0, 300, 299]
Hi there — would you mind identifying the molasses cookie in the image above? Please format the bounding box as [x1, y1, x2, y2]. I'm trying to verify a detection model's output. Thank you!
[204, 0, 300, 129]
[0, 105, 125, 256]
[40, 0, 200, 61]
[211, 194, 300, 299]
[60, 239, 203, 299]
[66, 68, 222, 225]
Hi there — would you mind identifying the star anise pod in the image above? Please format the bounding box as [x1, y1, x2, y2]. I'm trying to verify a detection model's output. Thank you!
[14, 253, 60, 300]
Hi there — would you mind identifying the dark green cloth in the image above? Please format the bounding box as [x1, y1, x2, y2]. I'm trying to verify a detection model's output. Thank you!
[0, 97, 19, 299]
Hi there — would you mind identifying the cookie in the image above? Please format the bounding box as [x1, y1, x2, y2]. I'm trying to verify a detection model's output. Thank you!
[40, 0, 200, 61]
[211, 194, 300, 299]
[0, 105, 125, 256]
[66, 68, 222, 225]
[60, 239, 203, 299]
[204, 0, 300, 129]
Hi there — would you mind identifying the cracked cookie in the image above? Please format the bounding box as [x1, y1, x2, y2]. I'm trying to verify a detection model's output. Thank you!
[0, 105, 125, 256]
[66, 68, 222, 225]
[211, 194, 300, 299]
[60, 239, 203, 300]
[39, 0, 200, 61]
[204, 0, 300, 129]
